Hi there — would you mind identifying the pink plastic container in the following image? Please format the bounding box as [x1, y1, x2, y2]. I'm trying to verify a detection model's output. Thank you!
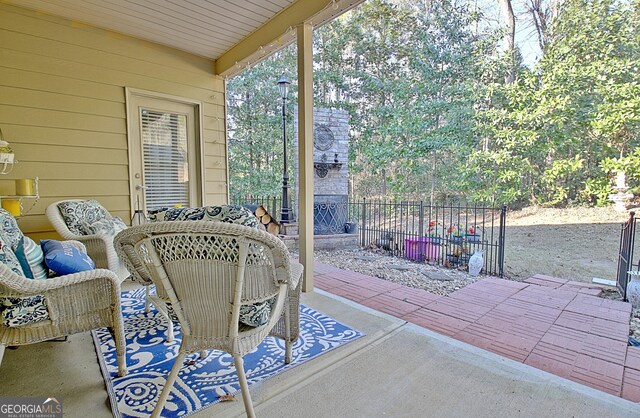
[404, 238, 440, 262]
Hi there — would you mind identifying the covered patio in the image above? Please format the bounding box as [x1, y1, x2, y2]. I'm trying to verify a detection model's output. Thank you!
[1, 1, 640, 416]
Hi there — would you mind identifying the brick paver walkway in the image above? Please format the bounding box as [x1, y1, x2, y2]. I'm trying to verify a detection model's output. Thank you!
[313, 262, 640, 402]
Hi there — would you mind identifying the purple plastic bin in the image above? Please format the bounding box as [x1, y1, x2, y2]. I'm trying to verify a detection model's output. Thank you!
[404, 238, 440, 262]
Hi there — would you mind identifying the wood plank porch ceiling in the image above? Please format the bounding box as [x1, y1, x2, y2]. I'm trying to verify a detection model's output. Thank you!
[6, 0, 364, 76]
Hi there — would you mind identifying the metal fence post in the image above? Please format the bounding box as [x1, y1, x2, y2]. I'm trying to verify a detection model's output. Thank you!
[617, 211, 636, 300]
[498, 205, 507, 277]
[271, 196, 276, 221]
[418, 200, 424, 237]
[361, 198, 366, 247]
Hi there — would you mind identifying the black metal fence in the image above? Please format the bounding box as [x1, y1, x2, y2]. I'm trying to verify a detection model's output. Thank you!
[231, 194, 507, 276]
[349, 199, 507, 276]
[617, 211, 638, 299]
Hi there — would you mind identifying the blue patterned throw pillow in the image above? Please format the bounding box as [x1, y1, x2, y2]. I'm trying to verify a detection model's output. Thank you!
[57, 200, 109, 235]
[160, 205, 260, 228]
[14, 237, 50, 280]
[0, 234, 24, 276]
[239, 300, 274, 327]
[41, 239, 95, 275]
[147, 208, 170, 222]
[22, 237, 49, 280]
[0, 235, 50, 327]
[14, 238, 34, 279]
[0, 208, 24, 250]
[80, 217, 128, 237]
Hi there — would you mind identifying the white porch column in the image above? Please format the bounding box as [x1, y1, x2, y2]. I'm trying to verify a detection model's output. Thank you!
[297, 22, 314, 292]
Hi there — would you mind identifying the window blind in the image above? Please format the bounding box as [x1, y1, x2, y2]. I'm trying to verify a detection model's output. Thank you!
[141, 109, 190, 211]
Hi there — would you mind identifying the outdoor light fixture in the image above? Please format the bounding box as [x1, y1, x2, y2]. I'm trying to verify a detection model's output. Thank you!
[278, 73, 290, 100]
[277, 73, 292, 224]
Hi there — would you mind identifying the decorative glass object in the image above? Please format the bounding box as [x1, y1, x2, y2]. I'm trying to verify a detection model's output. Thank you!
[468, 251, 484, 276]
[627, 271, 640, 309]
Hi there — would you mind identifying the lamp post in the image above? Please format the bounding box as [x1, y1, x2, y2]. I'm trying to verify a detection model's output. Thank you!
[278, 74, 292, 224]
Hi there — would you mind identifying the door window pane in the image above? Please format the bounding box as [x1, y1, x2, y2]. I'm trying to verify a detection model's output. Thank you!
[141, 109, 189, 210]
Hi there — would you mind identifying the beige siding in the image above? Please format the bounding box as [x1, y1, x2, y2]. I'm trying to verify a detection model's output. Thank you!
[0, 4, 228, 240]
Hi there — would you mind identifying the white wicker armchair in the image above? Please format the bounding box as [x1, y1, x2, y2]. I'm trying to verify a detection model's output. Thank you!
[46, 200, 129, 280]
[0, 263, 127, 377]
[114, 221, 303, 418]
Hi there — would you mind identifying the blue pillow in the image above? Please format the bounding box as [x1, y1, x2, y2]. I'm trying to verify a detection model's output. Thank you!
[22, 237, 49, 280]
[41, 240, 95, 275]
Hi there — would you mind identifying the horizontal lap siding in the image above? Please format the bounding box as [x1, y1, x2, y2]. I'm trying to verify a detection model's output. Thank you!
[0, 4, 228, 241]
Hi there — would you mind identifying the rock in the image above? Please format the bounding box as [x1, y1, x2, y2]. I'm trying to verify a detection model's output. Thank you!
[387, 264, 410, 271]
[422, 271, 453, 281]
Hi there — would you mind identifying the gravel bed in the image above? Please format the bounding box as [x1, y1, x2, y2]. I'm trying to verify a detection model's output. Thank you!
[312, 248, 500, 296]
[631, 308, 640, 340]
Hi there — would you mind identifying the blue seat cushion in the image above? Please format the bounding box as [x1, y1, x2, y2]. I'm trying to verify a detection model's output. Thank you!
[1, 296, 49, 328]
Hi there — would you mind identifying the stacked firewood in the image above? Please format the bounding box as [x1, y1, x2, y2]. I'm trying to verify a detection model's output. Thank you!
[251, 205, 280, 235]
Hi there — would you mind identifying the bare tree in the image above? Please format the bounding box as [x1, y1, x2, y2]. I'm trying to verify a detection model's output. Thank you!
[550, 0, 559, 20]
[498, 0, 516, 83]
[524, 0, 552, 51]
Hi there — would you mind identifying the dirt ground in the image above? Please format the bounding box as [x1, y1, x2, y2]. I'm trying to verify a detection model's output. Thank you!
[503, 206, 633, 283]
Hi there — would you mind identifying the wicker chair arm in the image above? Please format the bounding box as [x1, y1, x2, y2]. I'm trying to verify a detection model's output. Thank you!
[0, 264, 119, 297]
[58, 233, 106, 247]
[45, 202, 81, 240]
[46, 201, 127, 278]
[289, 262, 304, 289]
[45, 202, 109, 247]
[70, 232, 106, 241]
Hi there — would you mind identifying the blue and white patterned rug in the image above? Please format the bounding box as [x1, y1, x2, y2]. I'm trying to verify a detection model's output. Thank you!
[92, 288, 363, 418]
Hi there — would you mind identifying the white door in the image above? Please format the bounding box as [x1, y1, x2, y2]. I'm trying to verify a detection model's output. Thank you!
[128, 93, 201, 214]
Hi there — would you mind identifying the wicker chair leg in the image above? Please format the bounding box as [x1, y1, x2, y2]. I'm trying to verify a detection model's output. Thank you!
[117, 353, 127, 377]
[151, 351, 187, 418]
[0, 344, 5, 366]
[284, 306, 292, 364]
[113, 312, 128, 377]
[166, 320, 175, 342]
[234, 354, 256, 418]
[153, 302, 174, 342]
[198, 350, 207, 359]
[144, 286, 151, 313]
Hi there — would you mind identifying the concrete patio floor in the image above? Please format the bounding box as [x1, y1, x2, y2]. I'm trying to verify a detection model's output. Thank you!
[2, 271, 640, 418]
[313, 262, 640, 403]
